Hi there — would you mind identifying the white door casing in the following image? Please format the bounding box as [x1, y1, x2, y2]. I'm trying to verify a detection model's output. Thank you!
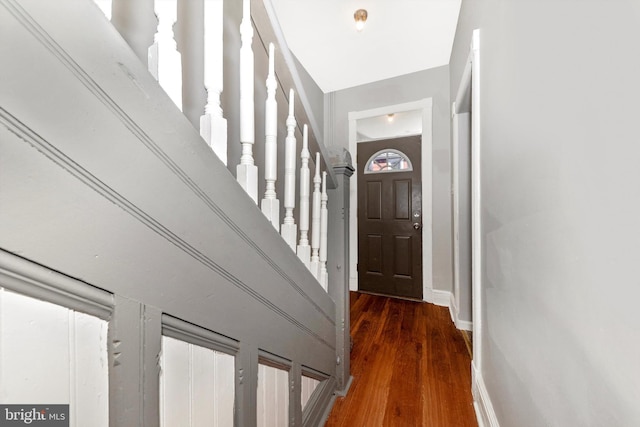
[348, 98, 433, 302]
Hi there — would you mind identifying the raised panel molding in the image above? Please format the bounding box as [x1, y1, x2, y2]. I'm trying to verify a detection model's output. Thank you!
[0, 0, 334, 329]
[0, 249, 113, 319]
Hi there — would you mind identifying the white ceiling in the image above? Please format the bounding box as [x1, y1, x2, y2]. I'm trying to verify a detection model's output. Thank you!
[357, 109, 423, 141]
[270, 0, 462, 93]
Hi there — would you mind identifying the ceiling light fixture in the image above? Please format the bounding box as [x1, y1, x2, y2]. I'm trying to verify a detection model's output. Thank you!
[354, 9, 368, 31]
[387, 113, 395, 122]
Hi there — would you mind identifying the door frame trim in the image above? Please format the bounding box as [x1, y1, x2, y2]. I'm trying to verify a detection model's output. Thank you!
[454, 30, 482, 370]
[348, 98, 433, 302]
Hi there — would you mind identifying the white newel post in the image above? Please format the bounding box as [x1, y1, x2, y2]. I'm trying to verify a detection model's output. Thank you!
[261, 43, 279, 231]
[281, 89, 297, 250]
[200, 0, 227, 164]
[310, 152, 321, 279]
[148, 0, 182, 110]
[319, 171, 329, 290]
[236, 0, 258, 203]
[296, 125, 311, 267]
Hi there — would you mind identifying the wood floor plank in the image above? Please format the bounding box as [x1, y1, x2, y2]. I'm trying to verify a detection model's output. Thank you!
[325, 292, 477, 427]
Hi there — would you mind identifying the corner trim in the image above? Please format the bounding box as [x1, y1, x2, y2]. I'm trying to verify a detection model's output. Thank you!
[473, 363, 500, 427]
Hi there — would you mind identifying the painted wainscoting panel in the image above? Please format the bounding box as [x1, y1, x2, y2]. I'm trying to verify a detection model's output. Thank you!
[257, 363, 289, 427]
[160, 336, 234, 427]
[300, 375, 320, 411]
[0, 288, 108, 427]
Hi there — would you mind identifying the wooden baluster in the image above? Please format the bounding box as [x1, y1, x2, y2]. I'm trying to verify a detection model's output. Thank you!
[296, 125, 311, 268]
[281, 89, 297, 250]
[261, 43, 279, 231]
[310, 152, 321, 279]
[200, 0, 227, 164]
[319, 171, 329, 290]
[236, 0, 258, 203]
[148, 0, 182, 110]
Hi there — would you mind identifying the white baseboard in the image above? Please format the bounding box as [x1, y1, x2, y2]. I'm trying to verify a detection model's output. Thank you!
[472, 363, 499, 427]
[349, 277, 357, 292]
[456, 318, 473, 331]
[448, 293, 473, 331]
[424, 287, 451, 306]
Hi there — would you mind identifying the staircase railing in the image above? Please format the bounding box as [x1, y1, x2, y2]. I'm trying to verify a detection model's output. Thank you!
[0, 0, 352, 425]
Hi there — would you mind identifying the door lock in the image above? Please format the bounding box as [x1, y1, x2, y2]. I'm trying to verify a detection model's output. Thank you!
[413, 222, 422, 230]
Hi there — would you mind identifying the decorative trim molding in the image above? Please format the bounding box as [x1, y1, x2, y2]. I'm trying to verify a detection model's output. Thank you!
[0, 0, 333, 328]
[473, 363, 500, 427]
[258, 349, 293, 371]
[0, 107, 334, 351]
[300, 365, 330, 383]
[162, 314, 240, 355]
[0, 249, 113, 320]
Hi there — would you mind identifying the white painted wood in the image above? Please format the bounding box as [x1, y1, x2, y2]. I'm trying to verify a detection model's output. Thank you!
[257, 365, 266, 426]
[191, 344, 216, 425]
[160, 336, 191, 427]
[200, 0, 228, 165]
[148, 0, 182, 111]
[470, 29, 483, 370]
[236, 0, 259, 203]
[275, 366, 288, 426]
[310, 152, 322, 279]
[281, 88, 298, 250]
[213, 352, 235, 426]
[319, 171, 329, 290]
[297, 124, 311, 267]
[473, 363, 500, 427]
[451, 102, 461, 325]
[257, 363, 289, 427]
[301, 376, 320, 410]
[451, 102, 473, 328]
[160, 336, 235, 427]
[261, 43, 280, 230]
[448, 292, 473, 332]
[72, 310, 109, 427]
[93, 0, 112, 20]
[0, 288, 107, 426]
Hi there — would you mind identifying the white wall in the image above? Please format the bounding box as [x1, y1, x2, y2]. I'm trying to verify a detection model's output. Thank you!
[0, 289, 108, 427]
[450, 0, 640, 424]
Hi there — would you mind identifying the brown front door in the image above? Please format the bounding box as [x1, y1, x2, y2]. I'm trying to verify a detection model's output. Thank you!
[357, 135, 423, 299]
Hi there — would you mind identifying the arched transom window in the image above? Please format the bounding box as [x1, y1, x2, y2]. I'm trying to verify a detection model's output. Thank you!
[364, 149, 413, 173]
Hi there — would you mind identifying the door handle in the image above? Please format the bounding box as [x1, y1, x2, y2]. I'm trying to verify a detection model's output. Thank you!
[413, 222, 422, 230]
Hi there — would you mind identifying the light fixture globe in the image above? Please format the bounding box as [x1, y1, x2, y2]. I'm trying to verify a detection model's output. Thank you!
[354, 9, 368, 31]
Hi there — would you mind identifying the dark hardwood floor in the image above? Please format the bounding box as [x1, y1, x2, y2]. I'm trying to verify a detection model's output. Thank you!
[325, 292, 477, 427]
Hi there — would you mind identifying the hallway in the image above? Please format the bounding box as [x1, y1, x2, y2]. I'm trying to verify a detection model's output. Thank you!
[325, 292, 477, 426]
